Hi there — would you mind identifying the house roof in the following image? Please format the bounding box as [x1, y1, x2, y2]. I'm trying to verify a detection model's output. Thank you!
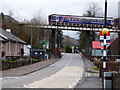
[0, 28, 26, 44]
[0, 36, 6, 41]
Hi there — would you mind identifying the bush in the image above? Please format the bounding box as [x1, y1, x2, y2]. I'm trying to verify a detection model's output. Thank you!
[94, 59, 100, 68]
[2, 51, 5, 57]
[65, 45, 72, 53]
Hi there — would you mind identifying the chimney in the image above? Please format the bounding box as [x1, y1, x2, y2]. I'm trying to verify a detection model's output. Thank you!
[6, 28, 11, 33]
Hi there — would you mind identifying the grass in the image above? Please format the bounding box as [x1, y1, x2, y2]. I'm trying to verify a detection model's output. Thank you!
[93, 68, 99, 71]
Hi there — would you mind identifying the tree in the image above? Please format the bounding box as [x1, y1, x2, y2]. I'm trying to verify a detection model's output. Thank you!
[65, 45, 72, 53]
[56, 30, 64, 48]
[79, 3, 103, 56]
[83, 3, 103, 17]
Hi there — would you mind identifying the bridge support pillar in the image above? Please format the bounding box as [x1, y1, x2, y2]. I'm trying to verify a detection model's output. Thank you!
[51, 29, 56, 51]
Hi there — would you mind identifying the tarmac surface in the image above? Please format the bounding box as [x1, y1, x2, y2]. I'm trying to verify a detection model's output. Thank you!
[2, 53, 102, 89]
[2, 53, 84, 88]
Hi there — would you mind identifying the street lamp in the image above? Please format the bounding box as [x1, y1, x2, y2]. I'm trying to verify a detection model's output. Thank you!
[30, 19, 33, 64]
[104, 0, 107, 28]
[103, 0, 108, 71]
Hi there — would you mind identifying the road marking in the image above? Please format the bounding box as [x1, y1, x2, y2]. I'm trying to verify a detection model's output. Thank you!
[24, 85, 28, 88]
[86, 73, 88, 77]
[66, 54, 72, 66]
[88, 73, 91, 77]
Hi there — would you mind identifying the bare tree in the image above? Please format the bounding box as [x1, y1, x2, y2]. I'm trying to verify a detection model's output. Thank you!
[7, 10, 14, 18]
[79, 3, 103, 56]
[83, 3, 103, 17]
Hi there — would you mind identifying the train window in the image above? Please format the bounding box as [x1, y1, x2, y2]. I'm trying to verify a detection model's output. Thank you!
[85, 19, 87, 22]
[91, 19, 96, 22]
[98, 20, 102, 22]
[68, 18, 71, 21]
[81, 19, 83, 22]
[74, 18, 76, 21]
[56, 17, 59, 22]
[65, 18, 68, 21]
[87, 19, 90, 22]
[53, 16, 56, 20]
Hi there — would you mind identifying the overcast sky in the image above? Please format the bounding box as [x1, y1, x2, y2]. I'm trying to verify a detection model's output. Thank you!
[0, 0, 119, 39]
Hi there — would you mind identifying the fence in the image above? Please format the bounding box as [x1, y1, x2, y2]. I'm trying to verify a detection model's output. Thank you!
[99, 62, 120, 77]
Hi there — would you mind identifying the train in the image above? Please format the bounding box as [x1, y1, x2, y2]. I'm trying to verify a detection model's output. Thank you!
[48, 14, 116, 28]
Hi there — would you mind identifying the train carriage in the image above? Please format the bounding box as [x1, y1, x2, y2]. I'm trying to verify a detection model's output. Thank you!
[48, 14, 114, 28]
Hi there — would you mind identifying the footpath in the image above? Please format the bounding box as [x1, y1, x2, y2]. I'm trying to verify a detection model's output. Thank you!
[2, 58, 59, 77]
[76, 54, 102, 88]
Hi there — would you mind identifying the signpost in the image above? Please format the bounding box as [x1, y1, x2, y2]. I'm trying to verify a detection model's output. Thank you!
[100, 30, 110, 46]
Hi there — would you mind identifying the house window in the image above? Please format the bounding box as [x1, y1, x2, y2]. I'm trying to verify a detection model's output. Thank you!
[35, 52, 38, 55]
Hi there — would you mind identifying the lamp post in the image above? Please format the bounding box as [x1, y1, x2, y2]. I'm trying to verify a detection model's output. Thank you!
[103, 0, 108, 72]
[104, 0, 107, 28]
[30, 19, 33, 64]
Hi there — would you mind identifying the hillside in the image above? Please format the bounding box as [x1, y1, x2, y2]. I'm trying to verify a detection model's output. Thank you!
[62, 35, 79, 47]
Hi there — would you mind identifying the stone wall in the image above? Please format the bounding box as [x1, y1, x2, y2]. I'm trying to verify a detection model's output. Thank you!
[2, 60, 40, 70]
[112, 72, 120, 88]
[0, 13, 2, 28]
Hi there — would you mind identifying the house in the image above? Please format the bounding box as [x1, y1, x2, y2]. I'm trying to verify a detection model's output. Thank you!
[0, 28, 26, 59]
[107, 37, 120, 60]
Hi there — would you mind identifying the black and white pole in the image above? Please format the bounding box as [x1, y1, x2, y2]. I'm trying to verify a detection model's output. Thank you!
[103, 32, 107, 72]
[102, 28, 109, 89]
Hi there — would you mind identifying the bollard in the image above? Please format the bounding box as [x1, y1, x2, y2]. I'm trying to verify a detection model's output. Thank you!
[103, 72, 112, 89]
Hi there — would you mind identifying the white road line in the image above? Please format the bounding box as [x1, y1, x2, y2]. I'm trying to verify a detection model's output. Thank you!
[66, 54, 72, 66]
[24, 85, 28, 88]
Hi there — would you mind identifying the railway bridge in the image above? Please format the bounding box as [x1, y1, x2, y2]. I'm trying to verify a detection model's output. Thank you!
[24, 23, 120, 53]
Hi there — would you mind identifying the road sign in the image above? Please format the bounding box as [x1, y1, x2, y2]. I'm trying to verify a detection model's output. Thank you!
[100, 31, 110, 45]
[100, 31, 110, 42]
[100, 31, 110, 36]
[100, 43, 110, 46]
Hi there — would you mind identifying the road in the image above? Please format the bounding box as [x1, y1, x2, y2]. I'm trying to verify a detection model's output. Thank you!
[2, 53, 85, 88]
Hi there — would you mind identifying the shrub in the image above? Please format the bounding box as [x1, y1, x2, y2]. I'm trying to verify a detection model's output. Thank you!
[2, 51, 5, 57]
[65, 45, 72, 53]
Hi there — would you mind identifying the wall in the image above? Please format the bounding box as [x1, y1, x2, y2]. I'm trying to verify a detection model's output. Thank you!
[0, 14, 2, 28]
[112, 72, 120, 88]
[0, 42, 2, 59]
[99, 62, 120, 77]
[1, 41, 24, 58]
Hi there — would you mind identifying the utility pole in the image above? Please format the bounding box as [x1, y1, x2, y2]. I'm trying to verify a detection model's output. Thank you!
[30, 19, 33, 64]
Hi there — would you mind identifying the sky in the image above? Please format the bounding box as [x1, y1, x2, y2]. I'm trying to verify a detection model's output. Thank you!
[0, 0, 119, 39]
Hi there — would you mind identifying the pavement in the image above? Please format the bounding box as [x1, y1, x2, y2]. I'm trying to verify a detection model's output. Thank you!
[75, 54, 102, 89]
[2, 58, 59, 77]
